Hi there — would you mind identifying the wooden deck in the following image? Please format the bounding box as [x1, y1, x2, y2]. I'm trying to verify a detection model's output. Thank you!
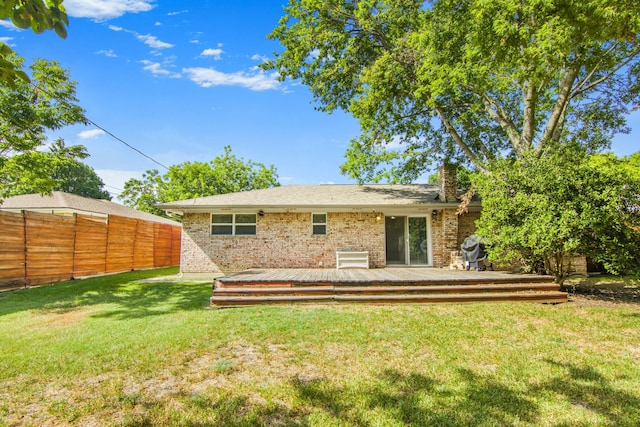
[212, 268, 568, 307]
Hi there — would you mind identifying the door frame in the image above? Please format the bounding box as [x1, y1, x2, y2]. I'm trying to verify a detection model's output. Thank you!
[384, 215, 433, 266]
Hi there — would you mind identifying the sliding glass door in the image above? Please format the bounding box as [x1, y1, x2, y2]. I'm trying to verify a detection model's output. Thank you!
[385, 216, 430, 266]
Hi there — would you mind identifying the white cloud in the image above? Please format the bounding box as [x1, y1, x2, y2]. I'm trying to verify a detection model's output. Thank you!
[95, 49, 118, 58]
[136, 33, 174, 49]
[64, 0, 155, 20]
[167, 9, 189, 16]
[200, 48, 224, 60]
[77, 129, 106, 139]
[0, 21, 21, 31]
[251, 54, 269, 62]
[154, 21, 161, 26]
[182, 67, 281, 91]
[108, 25, 173, 50]
[0, 36, 13, 44]
[141, 60, 181, 78]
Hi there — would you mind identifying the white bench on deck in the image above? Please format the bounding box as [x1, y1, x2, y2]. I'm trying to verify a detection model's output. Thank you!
[336, 251, 370, 269]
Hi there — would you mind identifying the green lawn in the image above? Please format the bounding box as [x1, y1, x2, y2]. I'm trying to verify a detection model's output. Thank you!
[1, 269, 639, 426]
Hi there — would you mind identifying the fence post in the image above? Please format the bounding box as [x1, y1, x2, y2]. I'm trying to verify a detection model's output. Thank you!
[22, 210, 28, 288]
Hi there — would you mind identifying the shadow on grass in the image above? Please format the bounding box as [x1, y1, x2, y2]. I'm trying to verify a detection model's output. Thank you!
[286, 361, 640, 426]
[0, 268, 213, 320]
[119, 393, 306, 427]
[290, 368, 539, 426]
[36, 361, 640, 425]
[536, 359, 640, 426]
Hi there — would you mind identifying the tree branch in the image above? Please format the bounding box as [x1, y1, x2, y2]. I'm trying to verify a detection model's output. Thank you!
[571, 48, 640, 98]
[481, 93, 521, 152]
[521, 78, 536, 153]
[435, 106, 488, 173]
[536, 67, 580, 155]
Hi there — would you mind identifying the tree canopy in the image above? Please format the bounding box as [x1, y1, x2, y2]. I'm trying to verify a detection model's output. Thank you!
[1, 140, 110, 200]
[266, 0, 640, 182]
[0, 0, 68, 87]
[121, 146, 280, 219]
[0, 56, 87, 200]
[474, 145, 640, 283]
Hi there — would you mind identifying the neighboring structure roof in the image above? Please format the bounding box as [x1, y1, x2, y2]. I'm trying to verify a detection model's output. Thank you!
[0, 191, 179, 225]
[157, 184, 476, 215]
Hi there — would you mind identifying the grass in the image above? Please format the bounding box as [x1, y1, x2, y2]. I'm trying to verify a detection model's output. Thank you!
[1, 268, 640, 426]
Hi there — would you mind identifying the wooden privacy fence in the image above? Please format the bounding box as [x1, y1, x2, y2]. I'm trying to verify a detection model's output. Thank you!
[0, 210, 181, 290]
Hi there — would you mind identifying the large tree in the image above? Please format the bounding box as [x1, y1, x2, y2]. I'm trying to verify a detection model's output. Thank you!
[121, 146, 280, 219]
[266, 0, 640, 182]
[0, 56, 87, 199]
[0, 0, 68, 86]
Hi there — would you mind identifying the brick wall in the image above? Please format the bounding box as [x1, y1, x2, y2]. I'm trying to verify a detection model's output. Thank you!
[181, 212, 386, 273]
[430, 210, 482, 268]
[457, 211, 481, 247]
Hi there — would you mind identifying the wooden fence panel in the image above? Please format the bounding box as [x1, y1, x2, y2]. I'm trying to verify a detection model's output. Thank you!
[0, 210, 180, 287]
[0, 211, 27, 289]
[74, 215, 108, 277]
[154, 223, 173, 267]
[106, 215, 137, 273]
[134, 220, 155, 269]
[25, 211, 75, 285]
[170, 226, 181, 266]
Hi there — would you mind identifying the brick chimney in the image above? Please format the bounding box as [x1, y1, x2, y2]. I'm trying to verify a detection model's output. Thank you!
[438, 164, 457, 203]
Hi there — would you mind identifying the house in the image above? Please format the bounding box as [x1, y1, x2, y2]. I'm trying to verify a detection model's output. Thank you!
[0, 191, 178, 226]
[158, 165, 481, 274]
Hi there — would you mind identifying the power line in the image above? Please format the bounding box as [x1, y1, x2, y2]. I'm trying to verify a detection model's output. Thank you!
[29, 81, 170, 171]
[86, 119, 169, 170]
[103, 184, 123, 192]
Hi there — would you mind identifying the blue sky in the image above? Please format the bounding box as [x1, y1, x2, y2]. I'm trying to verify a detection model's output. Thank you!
[1, 1, 638, 200]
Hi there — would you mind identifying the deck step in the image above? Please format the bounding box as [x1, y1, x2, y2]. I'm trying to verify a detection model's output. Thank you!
[210, 290, 568, 307]
[213, 282, 561, 297]
[211, 269, 568, 308]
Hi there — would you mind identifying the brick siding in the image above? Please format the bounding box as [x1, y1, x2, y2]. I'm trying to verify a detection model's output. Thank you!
[457, 211, 481, 248]
[181, 212, 386, 273]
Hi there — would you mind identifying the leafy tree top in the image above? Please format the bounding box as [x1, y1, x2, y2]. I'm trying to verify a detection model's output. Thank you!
[266, 0, 640, 182]
[0, 0, 68, 86]
[120, 146, 280, 220]
[1, 140, 111, 200]
[0, 56, 87, 200]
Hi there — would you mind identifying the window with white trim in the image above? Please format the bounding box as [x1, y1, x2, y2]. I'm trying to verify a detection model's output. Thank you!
[312, 213, 327, 235]
[211, 213, 257, 236]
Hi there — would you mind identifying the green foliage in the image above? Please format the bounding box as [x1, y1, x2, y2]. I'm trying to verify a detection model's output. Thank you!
[121, 146, 280, 219]
[0, 57, 87, 199]
[474, 145, 640, 283]
[0, 0, 68, 86]
[267, 0, 640, 182]
[1, 140, 110, 200]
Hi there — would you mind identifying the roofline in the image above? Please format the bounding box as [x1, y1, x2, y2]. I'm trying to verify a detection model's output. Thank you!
[159, 202, 481, 215]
